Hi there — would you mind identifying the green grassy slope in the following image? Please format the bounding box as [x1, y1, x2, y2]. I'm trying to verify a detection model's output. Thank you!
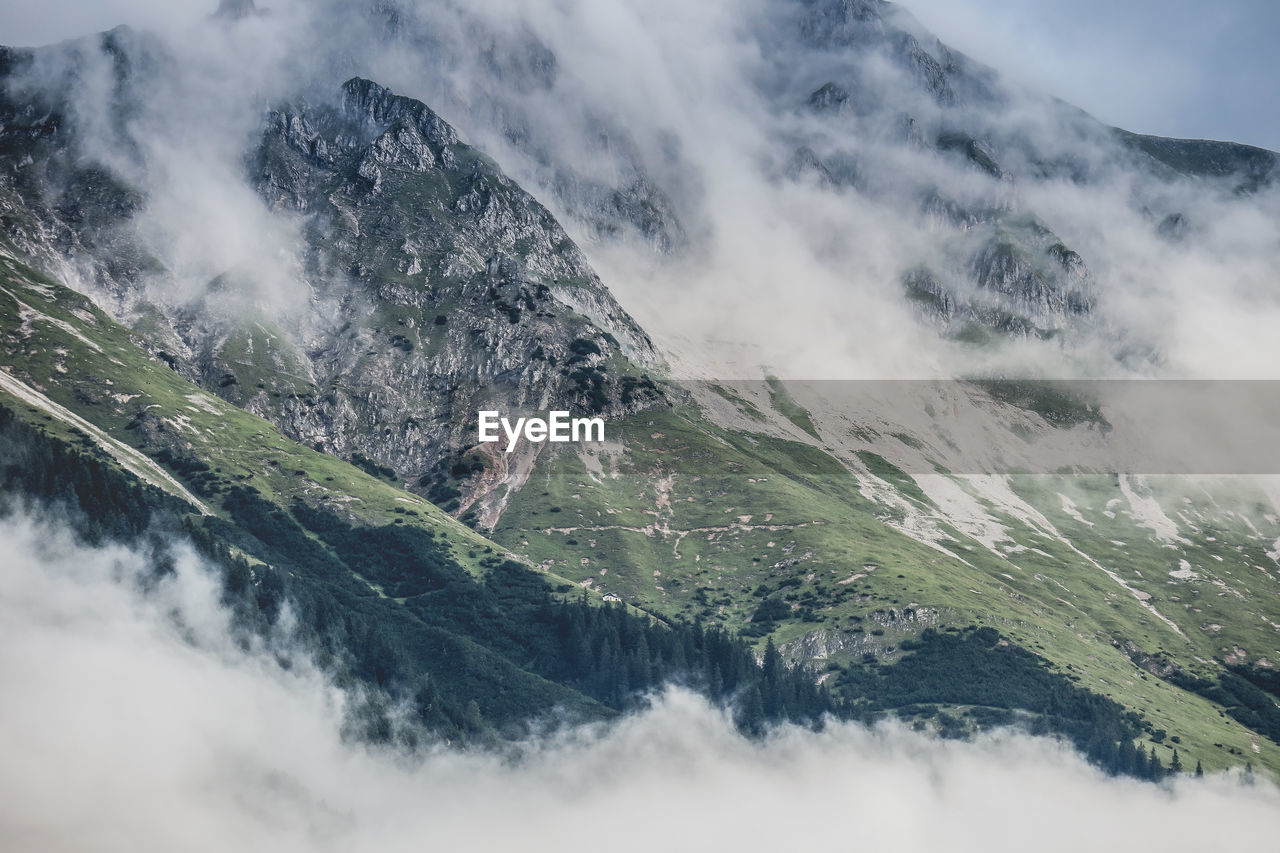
[491, 398, 1280, 774]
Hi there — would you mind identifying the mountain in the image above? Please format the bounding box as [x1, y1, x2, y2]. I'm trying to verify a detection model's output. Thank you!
[3, 0, 1280, 783]
[356, 0, 1275, 346]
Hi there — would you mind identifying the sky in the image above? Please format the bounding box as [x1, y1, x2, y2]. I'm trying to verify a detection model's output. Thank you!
[904, 0, 1280, 150]
[0, 0, 200, 47]
[1, 0, 1275, 150]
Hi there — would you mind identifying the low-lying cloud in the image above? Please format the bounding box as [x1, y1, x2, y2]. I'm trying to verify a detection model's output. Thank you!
[1, 507, 1277, 852]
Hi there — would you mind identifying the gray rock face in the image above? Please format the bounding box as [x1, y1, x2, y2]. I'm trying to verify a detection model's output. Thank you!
[798, 0, 890, 47]
[905, 210, 1094, 338]
[796, 0, 999, 107]
[0, 36, 156, 292]
[968, 235, 1092, 327]
[210, 78, 664, 503]
[936, 131, 1006, 180]
[253, 78, 656, 356]
[1116, 129, 1279, 193]
[806, 82, 853, 115]
[785, 146, 861, 191]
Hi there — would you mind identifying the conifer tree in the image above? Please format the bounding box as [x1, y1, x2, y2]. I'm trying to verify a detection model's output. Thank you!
[1147, 746, 1164, 780]
[739, 685, 766, 736]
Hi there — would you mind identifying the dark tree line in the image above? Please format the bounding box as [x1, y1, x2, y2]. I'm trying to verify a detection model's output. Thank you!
[834, 626, 1176, 781]
[0, 406, 182, 542]
[1170, 666, 1280, 746]
[282, 498, 838, 729]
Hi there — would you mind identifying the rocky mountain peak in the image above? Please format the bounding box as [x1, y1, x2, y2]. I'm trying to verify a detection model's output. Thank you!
[339, 77, 460, 151]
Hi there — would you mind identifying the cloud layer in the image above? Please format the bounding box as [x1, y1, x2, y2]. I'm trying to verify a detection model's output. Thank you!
[1, 507, 1278, 852]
